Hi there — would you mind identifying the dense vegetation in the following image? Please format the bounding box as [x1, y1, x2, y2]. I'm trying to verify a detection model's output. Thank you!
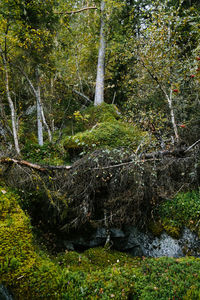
[0, 0, 200, 299]
[1, 187, 200, 299]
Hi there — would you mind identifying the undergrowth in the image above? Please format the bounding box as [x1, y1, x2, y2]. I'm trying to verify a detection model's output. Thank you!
[150, 190, 200, 238]
[1, 186, 200, 299]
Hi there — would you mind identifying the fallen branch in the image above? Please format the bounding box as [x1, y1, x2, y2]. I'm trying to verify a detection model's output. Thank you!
[0, 158, 72, 171]
[0, 142, 197, 173]
[142, 149, 185, 159]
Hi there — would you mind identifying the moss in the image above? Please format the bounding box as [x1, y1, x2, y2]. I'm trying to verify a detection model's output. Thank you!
[84, 103, 121, 125]
[1, 186, 200, 299]
[0, 187, 63, 299]
[63, 103, 146, 157]
[162, 222, 181, 239]
[155, 190, 200, 238]
[148, 221, 164, 237]
[64, 121, 144, 155]
[83, 247, 135, 269]
[183, 285, 200, 300]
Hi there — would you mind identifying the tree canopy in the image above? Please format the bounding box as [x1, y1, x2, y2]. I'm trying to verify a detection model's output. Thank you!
[0, 0, 199, 153]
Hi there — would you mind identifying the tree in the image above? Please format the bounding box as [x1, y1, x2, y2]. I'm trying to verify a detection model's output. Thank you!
[94, 0, 106, 106]
[117, 0, 200, 143]
[0, 0, 57, 147]
[0, 46, 20, 154]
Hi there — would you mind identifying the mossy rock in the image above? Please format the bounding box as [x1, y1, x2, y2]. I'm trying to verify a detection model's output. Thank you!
[0, 187, 63, 299]
[85, 103, 121, 125]
[63, 103, 146, 157]
[64, 121, 145, 156]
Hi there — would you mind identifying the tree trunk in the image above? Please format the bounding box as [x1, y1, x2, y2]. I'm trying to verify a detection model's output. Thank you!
[35, 69, 52, 143]
[164, 89, 179, 142]
[35, 69, 44, 146]
[22, 67, 52, 144]
[94, 0, 106, 106]
[0, 48, 20, 154]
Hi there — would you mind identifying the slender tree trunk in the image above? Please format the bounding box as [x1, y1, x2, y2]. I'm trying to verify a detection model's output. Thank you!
[163, 89, 179, 142]
[157, 88, 179, 142]
[94, 0, 106, 106]
[35, 69, 52, 143]
[35, 70, 43, 146]
[0, 47, 20, 154]
[39, 97, 52, 143]
[21, 67, 52, 144]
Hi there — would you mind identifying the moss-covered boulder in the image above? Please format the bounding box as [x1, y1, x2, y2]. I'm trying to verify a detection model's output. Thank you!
[64, 121, 144, 155]
[74, 102, 121, 129]
[0, 186, 62, 299]
[63, 103, 145, 156]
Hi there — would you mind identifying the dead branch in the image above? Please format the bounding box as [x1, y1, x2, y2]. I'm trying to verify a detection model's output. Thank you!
[0, 158, 72, 171]
[184, 139, 200, 153]
[57, 6, 97, 15]
[0, 141, 197, 173]
[72, 89, 93, 104]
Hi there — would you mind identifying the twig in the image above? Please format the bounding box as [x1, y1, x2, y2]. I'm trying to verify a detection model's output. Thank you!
[112, 91, 116, 104]
[184, 139, 200, 153]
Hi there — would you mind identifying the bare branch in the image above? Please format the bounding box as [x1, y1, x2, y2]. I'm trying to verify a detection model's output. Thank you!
[73, 89, 93, 104]
[184, 139, 200, 153]
[57, 6, 97, 15]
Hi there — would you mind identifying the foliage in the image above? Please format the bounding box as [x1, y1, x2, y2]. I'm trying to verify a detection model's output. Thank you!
[155, 190, 200, 238]
[21, 142, 67, 165]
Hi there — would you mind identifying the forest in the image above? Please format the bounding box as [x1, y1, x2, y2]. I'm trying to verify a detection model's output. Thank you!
[0, 0, 200, 299]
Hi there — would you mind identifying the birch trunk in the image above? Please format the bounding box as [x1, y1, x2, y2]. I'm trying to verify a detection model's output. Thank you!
[35, 68, 52, 142]
[164, 89, 179, 141]
[94, 0, 106, 106]
[35, 73, 44, 146]
[0, 48, 20, 154]
[22, 67, 52, 144]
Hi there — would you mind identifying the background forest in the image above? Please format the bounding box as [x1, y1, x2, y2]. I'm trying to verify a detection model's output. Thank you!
[0, 0, 199, 159]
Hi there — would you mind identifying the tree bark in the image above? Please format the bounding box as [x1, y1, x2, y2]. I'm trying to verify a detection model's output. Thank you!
[94, 0, 106, 106]
[35, 72, 44, 146]
[0, 47, 20, 154]
[20, 66, 52, 144]
[164, 89, 179, 142]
